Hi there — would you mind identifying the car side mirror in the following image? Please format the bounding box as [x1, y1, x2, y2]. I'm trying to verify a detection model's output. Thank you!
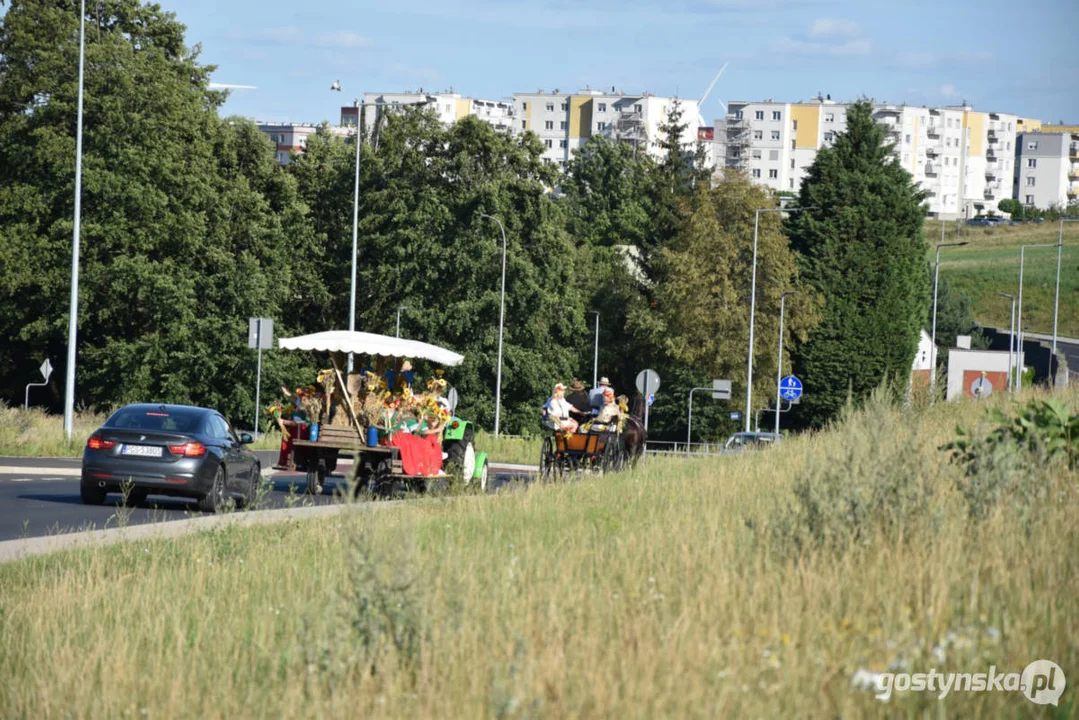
[239, 432, 254, 445]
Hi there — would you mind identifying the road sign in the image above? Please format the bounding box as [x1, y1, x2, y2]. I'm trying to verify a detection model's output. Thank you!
[248, 317, 274, 349]
[712, 379, 731, 401]
[730, 411, 741, 422]
[779, 375, 803, 402]
[970, 375, 993, 399]
[647, 394, 655, 407]
[636, 369, 661, 395]
[40, 359, 53, 382]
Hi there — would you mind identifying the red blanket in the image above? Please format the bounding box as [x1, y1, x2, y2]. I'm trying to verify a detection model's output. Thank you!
[389, 433, 443, 476]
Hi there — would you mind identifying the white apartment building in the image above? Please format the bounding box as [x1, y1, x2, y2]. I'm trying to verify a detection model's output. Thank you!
[711, 96, 1019, 219]
[512, 89, 701, 167]
[1014, 131, 1079, 209]
[339, 90, 516, 139]
[257, 123, 323, 165]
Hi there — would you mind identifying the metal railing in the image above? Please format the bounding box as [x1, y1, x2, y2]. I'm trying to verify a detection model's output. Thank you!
[644, 440, 725, 457]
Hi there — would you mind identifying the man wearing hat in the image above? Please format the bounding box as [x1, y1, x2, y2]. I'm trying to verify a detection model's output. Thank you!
[566, 380, 592, 418]
[589, 376, 612, 412]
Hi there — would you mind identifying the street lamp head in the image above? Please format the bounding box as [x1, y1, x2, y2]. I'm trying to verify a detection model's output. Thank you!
[781, 290, 796, 299]
[938, 241, 969, 249]
[997, 292, 1014, 300]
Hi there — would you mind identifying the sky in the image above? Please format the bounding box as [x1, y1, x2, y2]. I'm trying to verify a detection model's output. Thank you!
[167, 0, 1077, 125]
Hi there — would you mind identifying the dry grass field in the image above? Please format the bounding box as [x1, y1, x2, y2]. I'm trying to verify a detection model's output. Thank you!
[1, 387, 1076, 717]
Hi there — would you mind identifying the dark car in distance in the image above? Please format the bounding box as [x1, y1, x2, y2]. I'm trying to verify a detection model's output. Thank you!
[81, 404, 261, 512]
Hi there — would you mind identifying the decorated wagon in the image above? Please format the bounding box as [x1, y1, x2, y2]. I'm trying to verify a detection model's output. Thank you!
[272, 330, 489, 496]
[539, 419, 628, 479]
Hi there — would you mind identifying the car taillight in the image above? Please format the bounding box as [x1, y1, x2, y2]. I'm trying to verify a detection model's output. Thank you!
[87, 435, 116, 450]
[168, 441, 207, 457]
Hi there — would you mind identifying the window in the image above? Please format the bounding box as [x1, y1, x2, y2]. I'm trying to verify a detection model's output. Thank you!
[1028, 141, 1038, 150]
[752, 169, 761, 178]
[768, 169, 778, 179]
[545, 120, 553, 130]
[734, 110, 743, 119]
[521, 120, 527, 129]
[1026, 176, 1036, 186]
[598, 103, 606, 112]
[754, 130, 763, 140]
[561, 103, 568, 111]
[789, 179, 794, 189]
[597, 121, 607, 131]
[772, 111, 781, 121]
[791, 139, 796, 150]
[792, 120, 798, 130]
[546, 103, 554, 112]
[559, 140, 566, 148]
[755, 110, 764, 120]
[544, 139, 552, 148]
[752, 149, 762, 159]
[790, 159, 795, 169]
[522, 102, 528, 111]
[560, 121, 567, 130]
[1025, 195, 1035, 205]
[1027, 158, 1037, 168]
[825, 112, 835, 123]
[771, 131, 780, 140]
[634, 104, 642, 113]
[769, 150, 779, 160]
[824, 131, 834, 141]
[905, 134, 911, 144]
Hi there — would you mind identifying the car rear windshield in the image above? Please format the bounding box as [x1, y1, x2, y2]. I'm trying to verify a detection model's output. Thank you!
[105, 407, 205, 433]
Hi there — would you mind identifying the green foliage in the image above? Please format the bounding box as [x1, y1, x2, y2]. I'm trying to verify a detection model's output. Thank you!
[930, 274, 984, 353]
[786, 100, 931, 426]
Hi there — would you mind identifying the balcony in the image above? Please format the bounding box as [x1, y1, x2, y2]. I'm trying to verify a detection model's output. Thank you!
[925, 163, 940, 177]
[987, 132, 999, 143]
[926, 146, 940, 157]
[985, 168, 997, 179]
[927, 125, 941, 138]
[1071, 145, 1079, 160]
[986, 148, 996, 160]
[1071, 165, 1079, 179]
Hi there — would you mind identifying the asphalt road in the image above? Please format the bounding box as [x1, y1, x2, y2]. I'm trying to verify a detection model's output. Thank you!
[0, 451, 534, 542]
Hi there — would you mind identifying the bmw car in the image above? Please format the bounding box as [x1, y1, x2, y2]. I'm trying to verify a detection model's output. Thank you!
[81, 403, 261, 512]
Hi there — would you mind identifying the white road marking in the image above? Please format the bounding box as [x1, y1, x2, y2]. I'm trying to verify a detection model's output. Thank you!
[0, 467, 81, 477]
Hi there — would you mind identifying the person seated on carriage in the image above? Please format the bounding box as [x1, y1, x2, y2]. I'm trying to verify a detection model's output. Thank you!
[589, 376, 612, 413]
[594, 387, 622, 425]
[565, 380, 592, 419]
[542, 383, 579, 434]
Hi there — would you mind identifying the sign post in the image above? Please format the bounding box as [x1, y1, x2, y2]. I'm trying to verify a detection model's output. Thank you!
[249, 318, 274, 437]
[688, 379, 731, 454]
[635, 369, 661, 455]
[24, 359, 53, 410]
[776, 375, 802, 436]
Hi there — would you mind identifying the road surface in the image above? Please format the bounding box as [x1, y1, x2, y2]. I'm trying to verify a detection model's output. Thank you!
[0, 451, 535, 542]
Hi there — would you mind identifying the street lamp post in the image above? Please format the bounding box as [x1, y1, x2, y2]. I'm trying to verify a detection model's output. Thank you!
[346, 99, 362, 371]
[63, 0, 87, 441]
[480, 213, 508, 437]
[997, 292, 1016, 391]
[395, 305, 408, 338]
[1016, 242, 1059, 391]
[774, 291, 794, 436]
[745, 206, 810, 433]
[930, 237, 969, 402]
[588, 310, 600, 389]
[1050, 219, 1076, 381]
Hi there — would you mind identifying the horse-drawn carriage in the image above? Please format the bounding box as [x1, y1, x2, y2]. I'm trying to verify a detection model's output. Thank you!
[539, 422, 629, 479]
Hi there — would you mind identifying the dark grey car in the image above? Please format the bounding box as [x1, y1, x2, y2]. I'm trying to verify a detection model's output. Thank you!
[81, 403, 261, 512]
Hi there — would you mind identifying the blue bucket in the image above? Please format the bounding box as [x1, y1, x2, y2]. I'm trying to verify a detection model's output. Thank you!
[309, 424, 320, 442]
[367, 426, 379, 447]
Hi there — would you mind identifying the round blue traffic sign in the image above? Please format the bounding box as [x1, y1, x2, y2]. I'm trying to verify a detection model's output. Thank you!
[779, 375, 803, 401]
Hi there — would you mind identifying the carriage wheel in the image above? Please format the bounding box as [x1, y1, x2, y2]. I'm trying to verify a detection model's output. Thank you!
[539, 437, 555, 481]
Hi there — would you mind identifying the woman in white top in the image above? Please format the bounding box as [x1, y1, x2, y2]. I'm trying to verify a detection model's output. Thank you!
[544, 383, 579, 433]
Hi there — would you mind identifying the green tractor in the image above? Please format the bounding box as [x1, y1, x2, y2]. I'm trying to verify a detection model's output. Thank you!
[441, 411, 490, 491]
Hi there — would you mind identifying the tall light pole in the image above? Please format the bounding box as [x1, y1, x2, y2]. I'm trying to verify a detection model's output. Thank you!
[930, 238, 968, 401]
[745, 206, 810, 433]
[774, 291, 794, 436]
[1016, 242, 1058, 391]
[997, 292, 1015, 391]
[346, 98, 362, 371]
[63, 0, 87, 441]
[588, 310, 600, 389]
[395, 305, 408, 338]
[480, 213, 508, 437]
[1051, 219, 1076, 382]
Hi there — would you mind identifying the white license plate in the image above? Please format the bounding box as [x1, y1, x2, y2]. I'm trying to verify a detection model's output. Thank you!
[121, 444, 163, 458]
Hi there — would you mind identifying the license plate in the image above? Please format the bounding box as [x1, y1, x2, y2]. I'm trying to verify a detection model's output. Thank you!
[121, 444, 163, 458]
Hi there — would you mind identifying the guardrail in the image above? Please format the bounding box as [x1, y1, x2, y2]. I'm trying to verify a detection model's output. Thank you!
[644, 440, 725, 457]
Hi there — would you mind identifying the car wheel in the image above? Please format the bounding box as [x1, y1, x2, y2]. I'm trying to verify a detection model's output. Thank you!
[198, 464, 227, 513]
[241, 464, 261, 509]
[80, 481, 107, 506]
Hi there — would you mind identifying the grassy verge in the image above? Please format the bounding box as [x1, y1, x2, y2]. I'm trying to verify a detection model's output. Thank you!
[931, 221, 1078, 337]
[475, 429, 541, 466]
[2, 388, 1075, 717]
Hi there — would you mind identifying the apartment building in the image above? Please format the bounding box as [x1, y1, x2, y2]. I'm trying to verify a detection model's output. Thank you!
[1014, 132, 1079, 209]
[340, 90, 516, 139]
[257, 123, 323, 165]
[512, 89, 701, 167]
[712, 96, 1019, 219]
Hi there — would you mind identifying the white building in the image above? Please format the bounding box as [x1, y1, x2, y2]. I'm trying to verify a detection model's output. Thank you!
[512, 88, 701, 167]
[711, 96, 1021, 218]
[340, 90, 516, 140]
[256, 123, 321, 165]
[1014, 131, 1079, 209]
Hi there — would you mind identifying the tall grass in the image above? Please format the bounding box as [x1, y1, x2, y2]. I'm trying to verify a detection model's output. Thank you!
[1, 389, 1076, 717]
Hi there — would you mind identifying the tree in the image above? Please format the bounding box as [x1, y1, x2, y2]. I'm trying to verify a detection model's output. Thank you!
[786, 100, 931, 426]
[0, 0, 318, 423]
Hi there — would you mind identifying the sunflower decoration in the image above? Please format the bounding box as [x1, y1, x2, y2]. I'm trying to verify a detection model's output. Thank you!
[316, 369, 334, 386]
[434, 369, 445, 378]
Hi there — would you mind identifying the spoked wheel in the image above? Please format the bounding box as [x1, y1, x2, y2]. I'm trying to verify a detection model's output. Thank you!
[306, 459, 326, 495]
[539, 437, 555, 481]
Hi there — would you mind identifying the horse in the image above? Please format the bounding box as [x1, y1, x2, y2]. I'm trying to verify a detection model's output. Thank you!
[622, 397, 648, 466]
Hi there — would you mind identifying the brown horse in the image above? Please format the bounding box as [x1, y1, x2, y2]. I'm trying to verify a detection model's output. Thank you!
[623, 398, 648, 466]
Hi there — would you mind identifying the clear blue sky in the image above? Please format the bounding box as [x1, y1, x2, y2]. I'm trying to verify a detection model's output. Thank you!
[174, 0, 1076, 124]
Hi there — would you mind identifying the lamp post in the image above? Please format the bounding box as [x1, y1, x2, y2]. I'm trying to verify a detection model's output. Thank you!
[1051, 219, 1076, 381]
[774, 291, 795, 436]
[745, 205, 810, 433]
[480, 213, 508, 437]
[930, 237, 969, 402]
[588, 310, 599, 389]
[997, 292, 1016, 391]
[63, 0, 87, 440]
[1016, 242, 1059, 391]
[395, 305, 408, 338]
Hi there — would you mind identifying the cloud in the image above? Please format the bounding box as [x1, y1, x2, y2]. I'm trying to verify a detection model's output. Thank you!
[777, 37, 872, 57]
[315, 32, 371, 49]
[807, 18, 861, 38]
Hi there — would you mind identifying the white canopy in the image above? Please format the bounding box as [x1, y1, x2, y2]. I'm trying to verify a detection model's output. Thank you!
[277, 330, 464, 367]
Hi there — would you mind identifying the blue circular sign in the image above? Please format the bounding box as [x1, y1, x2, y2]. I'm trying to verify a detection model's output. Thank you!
[779, 375, 803, 401]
